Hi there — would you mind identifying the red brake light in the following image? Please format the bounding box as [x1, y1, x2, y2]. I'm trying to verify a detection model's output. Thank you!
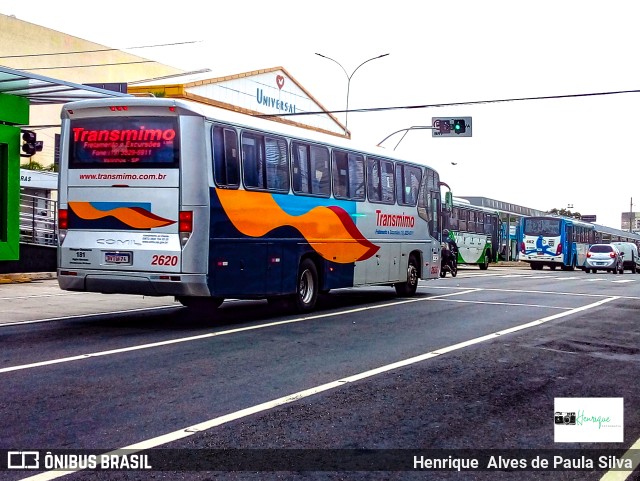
[556, 243, 562, 256]
[610, 252, 616, 258]
[179, 211, 193, 233]
[520, 242, 525, 254]
[109, 106, 128, 111]
[587, 252, 592, 258]
[58, 208, 68, 229]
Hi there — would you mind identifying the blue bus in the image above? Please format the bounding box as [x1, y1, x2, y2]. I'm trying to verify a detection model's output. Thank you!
[519, 216, 640, 270]
[518, 216, 595, 270]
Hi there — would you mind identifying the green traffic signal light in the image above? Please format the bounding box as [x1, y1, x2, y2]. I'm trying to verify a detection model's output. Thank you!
[453, 119, 466, 134]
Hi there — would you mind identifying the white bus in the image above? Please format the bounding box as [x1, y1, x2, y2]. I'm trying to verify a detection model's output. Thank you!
[57, 97, 444, 312]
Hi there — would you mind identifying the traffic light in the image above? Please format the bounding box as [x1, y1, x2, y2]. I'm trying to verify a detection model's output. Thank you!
[432, 117, 472, 137]
[453, 119, 466, 134]
[21, 130, 44, 157]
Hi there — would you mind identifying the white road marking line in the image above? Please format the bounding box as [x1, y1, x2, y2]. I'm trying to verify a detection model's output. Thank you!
[599, 435, 640, 481]
[611, 279, 635, 283]
[431, 299, 571, 310]
[0, 305, 181, 327]
[429, 285, 640, 301]
[18, 296, 619, 481]
[0, 290, 479, 374]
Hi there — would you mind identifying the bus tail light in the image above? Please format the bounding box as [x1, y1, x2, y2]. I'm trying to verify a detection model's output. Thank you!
[58, 208, 68, 244]
[58, 208, 68, 229]
[520, 242, 525, 254]
[556, 243, 562, 256]
[179, 211, 193, 246]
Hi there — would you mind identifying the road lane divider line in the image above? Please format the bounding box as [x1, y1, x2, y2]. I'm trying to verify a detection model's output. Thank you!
[0, 290, 480, 374]
[430, 299, 571, 310]
[429, 285, 623, 298]
[18, 296, 619, 481]
[0, 305, 182, 327]
[599, 435, 640, 481]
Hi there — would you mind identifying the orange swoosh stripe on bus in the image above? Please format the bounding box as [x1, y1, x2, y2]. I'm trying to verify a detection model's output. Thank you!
[216, 190, 379, 263]
[68, 202, 176, 229]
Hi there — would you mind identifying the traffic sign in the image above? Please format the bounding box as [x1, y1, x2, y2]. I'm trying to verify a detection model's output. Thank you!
[581, 215, 597, 222]
[432, 117, 472, 137]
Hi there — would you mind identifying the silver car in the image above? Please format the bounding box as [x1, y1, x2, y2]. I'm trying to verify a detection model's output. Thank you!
[584, 244, 624, 274]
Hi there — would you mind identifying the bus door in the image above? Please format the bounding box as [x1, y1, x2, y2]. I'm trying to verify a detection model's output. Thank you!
[564, 224, 574, 265]
[59, 115, 183, 278]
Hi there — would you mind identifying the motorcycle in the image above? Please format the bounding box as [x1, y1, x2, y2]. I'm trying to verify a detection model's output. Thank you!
[440, 246, 458, 278]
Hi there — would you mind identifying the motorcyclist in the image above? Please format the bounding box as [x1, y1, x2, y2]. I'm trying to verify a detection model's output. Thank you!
[441, 229, 459, 272]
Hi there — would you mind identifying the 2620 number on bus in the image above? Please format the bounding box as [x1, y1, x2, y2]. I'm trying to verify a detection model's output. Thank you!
[151, 255, 178, 266]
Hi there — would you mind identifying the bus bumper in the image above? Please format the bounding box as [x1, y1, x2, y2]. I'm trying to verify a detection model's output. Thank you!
[57, 269, 210, 297]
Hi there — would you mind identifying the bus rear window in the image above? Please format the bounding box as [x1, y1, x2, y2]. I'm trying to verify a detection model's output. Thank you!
[68, 117, 179, 168]
[524, 218, 560, 236]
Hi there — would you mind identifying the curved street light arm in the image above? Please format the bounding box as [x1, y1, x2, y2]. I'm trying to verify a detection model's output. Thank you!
[315, 53, 389, 130]
[376, 126, 435, 150]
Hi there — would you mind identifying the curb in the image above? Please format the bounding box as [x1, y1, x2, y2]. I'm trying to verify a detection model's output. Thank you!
[0, 272, 57, 284]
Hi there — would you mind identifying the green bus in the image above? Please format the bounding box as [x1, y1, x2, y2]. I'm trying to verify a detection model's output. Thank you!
[442, 197, 501, 269]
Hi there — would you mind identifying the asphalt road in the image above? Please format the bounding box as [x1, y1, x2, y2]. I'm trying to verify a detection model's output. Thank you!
[1, 267, 639, 480]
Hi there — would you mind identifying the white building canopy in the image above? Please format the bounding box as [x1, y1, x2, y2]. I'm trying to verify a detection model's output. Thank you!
[0, 66, 129, 105]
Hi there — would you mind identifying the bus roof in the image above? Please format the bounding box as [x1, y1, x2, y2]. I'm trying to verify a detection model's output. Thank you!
[61, 97, 438, 172]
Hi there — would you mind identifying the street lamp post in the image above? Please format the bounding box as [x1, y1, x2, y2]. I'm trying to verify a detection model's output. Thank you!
[315, 53, 389, 131]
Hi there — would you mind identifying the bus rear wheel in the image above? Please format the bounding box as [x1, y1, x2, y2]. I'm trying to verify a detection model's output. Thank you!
[479, 252, 490, 270]
[395, 254, 419, 297]
[293, 259, 318, 312]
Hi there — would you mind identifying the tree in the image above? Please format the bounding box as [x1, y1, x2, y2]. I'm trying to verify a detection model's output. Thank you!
[547, 207, 582, 219]
[20, 160, 58, 172]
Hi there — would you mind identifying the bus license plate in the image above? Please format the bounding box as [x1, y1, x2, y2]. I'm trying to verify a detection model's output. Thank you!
[105, 252, 132, 264]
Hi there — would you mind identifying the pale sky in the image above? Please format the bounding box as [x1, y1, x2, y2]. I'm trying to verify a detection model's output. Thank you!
[3, 0, 639, 229]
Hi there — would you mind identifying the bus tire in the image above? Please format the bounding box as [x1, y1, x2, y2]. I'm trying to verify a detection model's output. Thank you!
[177, 296, 223, 310]
[293, 258, 318, 312]
[479, 252, 490, 270]
[395, 254, 419, 297]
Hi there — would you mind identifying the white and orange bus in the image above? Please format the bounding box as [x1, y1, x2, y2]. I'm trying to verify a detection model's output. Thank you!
[57, 97, 444, 312]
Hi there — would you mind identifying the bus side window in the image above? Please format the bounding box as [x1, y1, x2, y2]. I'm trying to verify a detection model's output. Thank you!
[332, 150, 364, 201]
[459, 209, 468, 231]
[212, 126, 239, 188]
[367, 158, 382, 202]
[292, 142, 309, 193]
[292, 142, 330, 197]
[241, 133, 261, 188]
[476, 212, 484, 234]
[242, 132, 289, 192]
[396, 163, 422, 207]
[450, 207, 459, 230]
[310, 145, 330, 196]
[368, 157, 396, 204]
[265, 136, 289, 192]
[381, 160, 395, 203]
